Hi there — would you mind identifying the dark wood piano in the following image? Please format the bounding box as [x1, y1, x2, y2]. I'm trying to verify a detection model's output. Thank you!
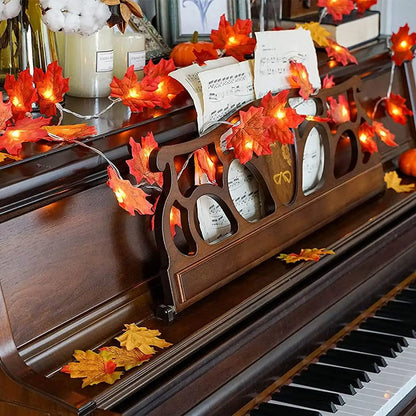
[1, 38, 416, 416]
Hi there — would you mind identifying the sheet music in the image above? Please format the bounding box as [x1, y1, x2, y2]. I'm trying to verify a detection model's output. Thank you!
[169, 57, 238, 132]
[254, 28, 321, 99]
[198, 60, 255, 132]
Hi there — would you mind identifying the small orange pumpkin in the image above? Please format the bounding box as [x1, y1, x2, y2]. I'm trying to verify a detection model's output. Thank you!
[170, 31, 217, 67]
[398, 148, 416, 177]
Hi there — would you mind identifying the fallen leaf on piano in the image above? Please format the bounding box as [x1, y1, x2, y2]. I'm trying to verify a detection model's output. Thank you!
[4, 68, 38, 120]
[100, 346, 152, 371]
[60, 349, 122, 388]
[278, 248, 335, 263]
[384, 171, 416, 193]
[296, 22, 331, 47]
[126, 133, 163, 187]
[0, 152, 20, 162]
[43, 124, 97, 142]
[107, 166, 154, 216]
[325, 39, 358, 66]
[116, 324, 172, 354]
[225, 106, 275, 164]
[287, 61, 314, 100]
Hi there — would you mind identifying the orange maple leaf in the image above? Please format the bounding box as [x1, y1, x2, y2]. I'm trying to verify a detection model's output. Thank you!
[4, 68, 37, 120]
[0, 92, 12, 130]
[193, 48, 218, 65]
[225, 106, 275, 164]
[110, 66, 163, 112]
[322, 75, 335, 89]
[107, 166, 154, 216]
[384, 171, 415, 193]
[43, 124, 97, 142]
[260, 90, 305, 145]
[327, 94, 350, 124]
[318, 0, 354, 21]
[0, 116, 51, 155]
[390, 24, 416, 66]
[143, 58, 184, 108]
[169, 205, 181, 237]
[195, 147, 217, 182]
[373, 121, 397, 147]
[100, 346, 152, 371]
[384, 93, 413, 125]
[287, 61, 314, 100]
[33, 61, 69, 117]
[116, 323, 172, 354]
[354, 0, 378, 13]
[126, 133, 163, 187]
[358, 122, 378, 153]
[210, 14, 256, 61]
[0, 152, 20, 162]
[60, 349, 122, 388]
[325, 39, 358, 66]
[278, 248, 335, 263]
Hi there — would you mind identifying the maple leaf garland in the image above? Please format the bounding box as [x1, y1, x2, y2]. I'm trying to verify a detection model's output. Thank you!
[210, 14, 256, 61]
[354, 0, 378, 14]
[390, 24, 416, 67]
[325, 39, 358, 66]
[43, 124, 98, 142]
[33, 61, 69, 117]
[287, 61, 314, 100]
[260, 90, 305, 145]
[226, 106, 275, 164]
[384, 93, 413, 125]
[358, 122, 378, 154]
[318, 0, 354, 21]
[327, 95, 350, 124]
[0, 92, 12, 130]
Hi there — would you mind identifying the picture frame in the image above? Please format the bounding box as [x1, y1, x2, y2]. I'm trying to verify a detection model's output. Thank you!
[156, 0, 251, 46]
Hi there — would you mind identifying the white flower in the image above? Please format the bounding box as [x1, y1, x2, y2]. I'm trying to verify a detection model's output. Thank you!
[0, 0, 21, 21]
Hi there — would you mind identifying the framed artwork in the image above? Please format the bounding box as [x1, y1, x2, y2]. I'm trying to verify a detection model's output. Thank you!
[157, 0, 250, 46]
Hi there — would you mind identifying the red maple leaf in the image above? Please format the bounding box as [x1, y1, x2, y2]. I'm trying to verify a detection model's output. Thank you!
[322, 74, 335, 89]
[260, 90, 305, 145]
[126, 133, 163, 187]
[143, 58, 176, 78]
[318, 0, 354, 21]
[287, 61, 314, 100]
[110, 66, 163, 112]
[170, 206, 181, 237]
[384, 93, 413, 125]
[43, 124, 97, 142]
[4, 68, 37, 120]
[327, 94, 350, 124]
[354, 0, 378, 13]
[0, 116, 51, 155]
[0, 92, 12, 130]
[107, 166, 154, 216]
[358, 122, 378, 153]
[373, 121, 398, 147]
[33, 61, 69, 117]
[210, 14, 256, 61]
[325, 39, 358, 66]
[225, 106, 275, 164]
[195, 147, 217, 182]
[193, 48, 218, 66]
[390, 24, 416, 66]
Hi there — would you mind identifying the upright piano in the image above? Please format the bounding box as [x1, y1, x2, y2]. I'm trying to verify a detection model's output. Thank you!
[1, 39, 416, 416]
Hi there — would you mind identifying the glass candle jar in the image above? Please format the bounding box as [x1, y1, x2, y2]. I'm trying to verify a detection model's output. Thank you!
[113, 30, 145, 79]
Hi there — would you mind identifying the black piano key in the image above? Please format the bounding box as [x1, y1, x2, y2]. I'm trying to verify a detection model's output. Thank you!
[377, 304, 416, 324]
[272, 386, 338, 413]
[395, 289, 416, 303]
[293, 372, 356, 395]
[320, 349, 383, 372]
[360, 317, 416, 338]
[337, 336, 397, 357]
[348, 329, 407, 349]
[278, 385, 345, 405]
[307, 363, 370, 383]
[252, 402, 323, 416]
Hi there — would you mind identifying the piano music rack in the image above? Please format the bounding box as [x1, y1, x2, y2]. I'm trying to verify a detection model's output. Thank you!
[153, 75, 386, 317]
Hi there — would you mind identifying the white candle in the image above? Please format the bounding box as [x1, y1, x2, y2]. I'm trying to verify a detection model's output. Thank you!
[64, 26, 114, 98]
[113, 32, 145, 79]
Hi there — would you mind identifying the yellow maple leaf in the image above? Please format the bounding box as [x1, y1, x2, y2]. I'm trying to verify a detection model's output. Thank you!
[384, 171, 416, 193]
[116, 324, 172, 354]
[296, 22, 331, 47]
[278, 248, 335, 263]
[61, 350, 122, 388]
[102, 346, 152, 371]
[0, 152, 20, 162]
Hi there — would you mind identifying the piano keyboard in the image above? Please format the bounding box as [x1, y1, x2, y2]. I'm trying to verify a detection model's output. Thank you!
[236, 272, 416, 416]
